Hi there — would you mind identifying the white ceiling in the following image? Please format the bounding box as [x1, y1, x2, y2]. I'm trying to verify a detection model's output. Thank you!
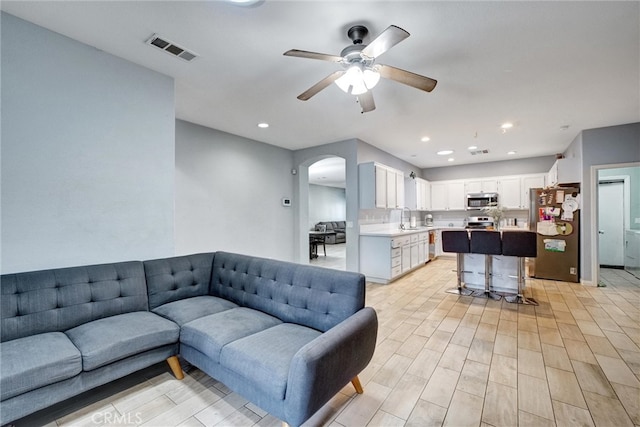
[3, 1, 639, 170]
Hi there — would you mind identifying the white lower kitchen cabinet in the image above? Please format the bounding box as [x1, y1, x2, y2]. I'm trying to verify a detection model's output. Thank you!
[360, 233, 429, 284]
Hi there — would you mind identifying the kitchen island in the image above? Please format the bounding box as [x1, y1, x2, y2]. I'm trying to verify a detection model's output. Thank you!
[360, 224, 532, 296]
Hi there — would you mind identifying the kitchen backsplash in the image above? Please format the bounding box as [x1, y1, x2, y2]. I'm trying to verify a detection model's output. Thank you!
[359, 207, 529, 228]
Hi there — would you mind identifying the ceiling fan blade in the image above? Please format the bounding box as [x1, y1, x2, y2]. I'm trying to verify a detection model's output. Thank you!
[297, 70, 345, 101]
[377, 64, 438, 92]
[361, 25, 410, 59]
[357, 91, 376, 113]
[284, 49, 343, 63]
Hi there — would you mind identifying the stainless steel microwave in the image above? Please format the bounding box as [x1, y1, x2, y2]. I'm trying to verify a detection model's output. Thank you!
[466, 192, 498, 210]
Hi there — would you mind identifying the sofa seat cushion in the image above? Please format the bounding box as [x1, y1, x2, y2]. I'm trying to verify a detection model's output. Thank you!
[181, 308, 282, 364]
[220, 323, 321, 400]
[153, 295, 238, 326]
[65, 311, 180, 371]
[0, 332, 82, 400]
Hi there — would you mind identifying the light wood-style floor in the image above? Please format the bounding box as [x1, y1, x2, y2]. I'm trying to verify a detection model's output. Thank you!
[16, 258, 640, 427]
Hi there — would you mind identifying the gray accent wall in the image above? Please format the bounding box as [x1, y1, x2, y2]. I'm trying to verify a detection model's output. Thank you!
[357, 140, 424, 179]
[175, 120, 295, 261]
[1, 13, 175, 273]
[423, 156, 556, 181]
[578, 122, 640, 283]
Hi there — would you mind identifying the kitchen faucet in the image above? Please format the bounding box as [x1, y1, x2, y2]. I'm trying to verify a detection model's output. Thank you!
[400, 207, 412, 230]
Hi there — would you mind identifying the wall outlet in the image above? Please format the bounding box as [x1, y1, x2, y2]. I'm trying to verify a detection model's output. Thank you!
[635, 217, 640, 224]
[570, 267, 577, 275]
[346, 221, 353, 228]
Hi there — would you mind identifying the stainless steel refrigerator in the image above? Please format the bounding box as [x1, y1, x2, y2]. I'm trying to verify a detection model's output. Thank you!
[528, 186, 580, 282]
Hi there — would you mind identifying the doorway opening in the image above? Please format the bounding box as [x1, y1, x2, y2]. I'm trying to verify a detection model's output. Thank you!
[592, 163, 640, 288]
[307, 157, 346, 270]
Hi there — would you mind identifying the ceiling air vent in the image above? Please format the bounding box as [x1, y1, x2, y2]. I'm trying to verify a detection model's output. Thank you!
[146, 34, 198, 62]
[470, 149, 490, 156]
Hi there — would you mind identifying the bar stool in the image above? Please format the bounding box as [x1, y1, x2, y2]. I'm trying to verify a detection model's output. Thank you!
[502, 231, 538, 305]
[442, 230, 473, 296]
[470, 230, 502, 301]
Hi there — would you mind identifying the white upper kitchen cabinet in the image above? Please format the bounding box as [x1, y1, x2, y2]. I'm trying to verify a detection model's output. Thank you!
[498, 177, 522, 209]
[393, 169, 405, 208]
[547, 158, 580, 186]
[465, 179, 498, 194]
[359, 162, 405, 209]
[498, 174, 546, 209]
[405, 177, 431, 211]
[521, 174, 546, 209]
[431, 181, 465, 211]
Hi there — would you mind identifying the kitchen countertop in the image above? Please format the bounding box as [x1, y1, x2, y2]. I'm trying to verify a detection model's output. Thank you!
[359, 224, 465, 237]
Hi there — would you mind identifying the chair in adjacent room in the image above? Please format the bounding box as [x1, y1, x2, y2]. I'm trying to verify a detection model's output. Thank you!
[442, 230, 474, 296]
[502, 231, 538, 305]
[469, 230, 502, 301]
[310, 224, 327, 259]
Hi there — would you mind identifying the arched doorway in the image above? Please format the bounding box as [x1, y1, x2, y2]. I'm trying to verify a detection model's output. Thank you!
[308, 157, 347, 270]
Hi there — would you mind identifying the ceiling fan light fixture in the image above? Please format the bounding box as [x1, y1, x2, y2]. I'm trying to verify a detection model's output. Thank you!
[335, 65, 380, 95]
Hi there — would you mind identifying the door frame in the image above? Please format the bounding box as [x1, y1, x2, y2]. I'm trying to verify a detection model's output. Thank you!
[590, 162, 638, 286]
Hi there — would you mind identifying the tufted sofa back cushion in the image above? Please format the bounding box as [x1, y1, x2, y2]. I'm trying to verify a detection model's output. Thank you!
[210, 252, 365, 332]
[1, 261, 147, 342]
[143, 253, 215, 310]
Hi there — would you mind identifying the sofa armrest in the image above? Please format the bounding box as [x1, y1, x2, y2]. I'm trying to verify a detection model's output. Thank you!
[284, 307, 378, 426]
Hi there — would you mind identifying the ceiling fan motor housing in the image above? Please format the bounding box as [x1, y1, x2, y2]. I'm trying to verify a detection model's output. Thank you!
[347, 25, 369, 45]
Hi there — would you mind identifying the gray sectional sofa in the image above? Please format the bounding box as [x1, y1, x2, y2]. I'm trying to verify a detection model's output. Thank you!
[316, 221, 346, 244]
[0, 251, 377, 427]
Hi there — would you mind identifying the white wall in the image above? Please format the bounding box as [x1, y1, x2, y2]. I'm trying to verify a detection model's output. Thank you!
[1, 13, 175, 273]
[175, 120, 295, 262]
[308, 185, 346, 229]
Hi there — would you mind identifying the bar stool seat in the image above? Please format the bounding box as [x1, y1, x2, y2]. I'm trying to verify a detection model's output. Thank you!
[442, 230, 473, 296]
[502, 231, 538, 305]
[470, 230, 502, 301]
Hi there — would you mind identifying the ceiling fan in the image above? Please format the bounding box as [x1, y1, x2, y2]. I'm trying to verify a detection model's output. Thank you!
[283, 25, 437, 113]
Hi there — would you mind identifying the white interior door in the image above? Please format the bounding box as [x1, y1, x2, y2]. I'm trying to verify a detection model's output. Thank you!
[598, 180, 625, 267]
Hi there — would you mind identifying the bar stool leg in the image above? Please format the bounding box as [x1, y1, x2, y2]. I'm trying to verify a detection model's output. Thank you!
[473, 255, 502, 300]
[446, 253, 474, 296]
[505, 258, 538, 305]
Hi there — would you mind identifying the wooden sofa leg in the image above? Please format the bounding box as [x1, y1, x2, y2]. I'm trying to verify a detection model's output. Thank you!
[166, 356, 184, 380]
[351, 376, 364, 394]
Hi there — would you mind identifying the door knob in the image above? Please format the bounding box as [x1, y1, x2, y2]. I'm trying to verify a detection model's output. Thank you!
[598, 230, 604, 234]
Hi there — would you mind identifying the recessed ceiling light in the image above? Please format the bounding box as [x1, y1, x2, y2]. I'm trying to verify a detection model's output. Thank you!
[468, 145, 478, 150]
[448, 158, 455, 162]
[437, 150, 453, 155]
[501, 122, 514, 129]
[257, 122, 269, 128]
[507, 150, 516, 155]
[228, 0, 261, 5]
[421, 136, 430, 142]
